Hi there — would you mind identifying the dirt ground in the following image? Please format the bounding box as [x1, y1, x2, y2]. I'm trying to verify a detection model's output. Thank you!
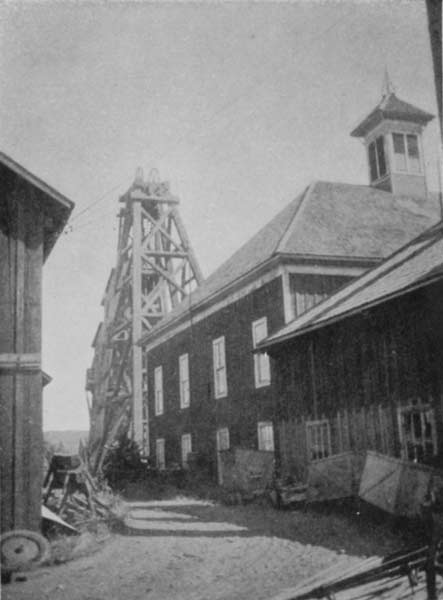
[3, 496, 414, 600]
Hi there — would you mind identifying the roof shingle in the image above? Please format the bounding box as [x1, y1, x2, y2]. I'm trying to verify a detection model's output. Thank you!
[140, 180, 439, 345]
[261, 221, 443, 350]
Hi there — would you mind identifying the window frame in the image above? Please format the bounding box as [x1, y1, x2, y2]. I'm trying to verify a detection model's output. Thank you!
[216, 427, 230, 451]
[212, 336, 227, 399]
[252, 317, 271, 388]
[257, 421, 275, 452]
[397, 402, 437, 463]
[181, 433, 192, 468]
[179, 353, 190, 409]
[367, 134, 388, 182]
[391, 132, 422, 175]
[155, 438, 166, 470]
[306, 419, 331, 462]
[154, 365, 164, 416]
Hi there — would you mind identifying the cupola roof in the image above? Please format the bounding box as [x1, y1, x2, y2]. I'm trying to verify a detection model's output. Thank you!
[350, 92, 434, 138]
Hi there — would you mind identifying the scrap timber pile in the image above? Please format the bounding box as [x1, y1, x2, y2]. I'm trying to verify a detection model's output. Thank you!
[273, 545, 443, 599]
[85, 169, 202, 475]
[43, 450, 117, 529]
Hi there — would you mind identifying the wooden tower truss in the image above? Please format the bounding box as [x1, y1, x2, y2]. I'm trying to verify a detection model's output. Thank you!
[87, 169, 202, 473]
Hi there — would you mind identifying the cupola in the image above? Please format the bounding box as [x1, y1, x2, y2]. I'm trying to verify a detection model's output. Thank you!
[351, 74, 434, 197]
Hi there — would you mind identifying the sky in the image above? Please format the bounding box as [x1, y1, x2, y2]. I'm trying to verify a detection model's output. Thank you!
[0, 1, 440, 432]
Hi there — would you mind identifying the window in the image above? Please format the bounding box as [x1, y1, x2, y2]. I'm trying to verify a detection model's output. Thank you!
[252, 318, 271, 387]
[156, 438, 165, 470]
[368, 135, 387, 181]
[212, 336, 227, 398]
[181, 433, 192, 468]
[306, 420, 331, 462]
[258, 421, 274, 451]
[154, 366, 163, 415]
[406, 134, 420, 173]
[398, 402, 437, 463]
[216, 427, 230, 451]
[179, 353, 190, 409]
[392, 132, 421, 174]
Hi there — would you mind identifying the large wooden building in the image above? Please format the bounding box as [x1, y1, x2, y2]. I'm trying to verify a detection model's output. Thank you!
[260, 220, 443, 480]
[138, 90, 439, 480]
[0, 152, 73, 533]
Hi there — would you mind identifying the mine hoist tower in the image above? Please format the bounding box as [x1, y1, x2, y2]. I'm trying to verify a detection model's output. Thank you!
[87, 169, 203, 473]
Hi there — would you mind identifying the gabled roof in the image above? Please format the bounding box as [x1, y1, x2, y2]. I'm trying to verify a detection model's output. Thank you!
[350, 93, 434, 137]
[260, 221, 443, 351]
[139, 180, 438, 346]
[0, 150, 74, 259]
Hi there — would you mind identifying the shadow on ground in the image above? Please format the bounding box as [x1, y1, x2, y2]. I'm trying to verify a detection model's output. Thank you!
[115, 494, 421, 558]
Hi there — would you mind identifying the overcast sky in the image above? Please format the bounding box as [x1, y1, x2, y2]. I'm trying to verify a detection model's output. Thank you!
[0, 1, 439, 431]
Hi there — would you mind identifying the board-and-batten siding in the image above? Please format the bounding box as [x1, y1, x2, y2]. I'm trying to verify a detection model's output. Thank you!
[274, 283, 443, 481]
[289, 274, 352, 317]
[147, 275, 285, 473]
[0, 185, 45, 533]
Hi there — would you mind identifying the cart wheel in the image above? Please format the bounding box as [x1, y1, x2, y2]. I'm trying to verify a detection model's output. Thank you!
[0, 530, 50, 571]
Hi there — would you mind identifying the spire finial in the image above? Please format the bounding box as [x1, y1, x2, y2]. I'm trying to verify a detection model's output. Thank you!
[381, 67, 394, 98]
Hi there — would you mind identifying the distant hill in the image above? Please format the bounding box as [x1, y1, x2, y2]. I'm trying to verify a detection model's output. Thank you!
[44, 430, 89, 455]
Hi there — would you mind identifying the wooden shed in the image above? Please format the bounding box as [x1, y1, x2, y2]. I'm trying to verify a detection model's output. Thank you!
[260, 222, 443, 484]
[0, 152, 74, 533]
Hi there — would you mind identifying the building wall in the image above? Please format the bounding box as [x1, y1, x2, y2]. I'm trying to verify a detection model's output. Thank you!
[272, 280, 443, 481]
[144, 270, 357, 478]
[146, 275, 285, 474]
[0, 176, 45, 533]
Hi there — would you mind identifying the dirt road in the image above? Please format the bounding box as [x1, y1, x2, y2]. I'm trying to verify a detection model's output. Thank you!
[3, 496, 405, 600]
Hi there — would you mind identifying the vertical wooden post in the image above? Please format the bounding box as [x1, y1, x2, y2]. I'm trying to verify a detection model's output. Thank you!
[309, 339, 318, 420]
[132, 199, 144, 449]
[337, 410, 343, 453]
[280, 268, 293, 324]
[13, 194, 26, 527]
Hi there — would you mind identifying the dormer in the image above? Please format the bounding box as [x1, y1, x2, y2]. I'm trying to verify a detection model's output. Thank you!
[351, 88, 434, 197]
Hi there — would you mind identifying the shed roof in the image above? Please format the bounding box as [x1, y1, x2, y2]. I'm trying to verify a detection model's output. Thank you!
[0, 151, 74, 259]
[260, 221, 443, 351]
[350, 93, 434, 137]
[139, 180, 439, 346]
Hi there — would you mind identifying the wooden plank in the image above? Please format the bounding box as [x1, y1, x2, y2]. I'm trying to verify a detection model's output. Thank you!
[13, 192, 26, 529]
[23, 371, 44, 530]
[171, 207, 204, 284]
[309, 340, 318, 420]
[336, 410, 344, 454]
[0, 353, 41, 369]
[359, 451, 443, 517]
[307, 451, 363, 502]
[0, 198, 15, 353]
[0, 373, 15, 532]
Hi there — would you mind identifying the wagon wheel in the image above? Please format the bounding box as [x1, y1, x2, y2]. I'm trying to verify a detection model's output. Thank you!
[0, 530, 50, 571]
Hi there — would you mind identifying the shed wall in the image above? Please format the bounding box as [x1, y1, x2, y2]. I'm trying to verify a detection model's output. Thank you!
[0, 178, 44, 532]
[273, 281, 443, 480]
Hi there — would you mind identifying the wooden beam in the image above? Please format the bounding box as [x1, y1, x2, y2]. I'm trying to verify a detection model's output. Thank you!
[170, 208, 204, 284]
[129, 189, 179, 204]
[0, 353, 41, 370]
[143, 257, 188, 296]
[144, 250, 188, 258]
[309, 339, 318, 420]
[141, 207, 183, 253]
[131, 199, 144, 448]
